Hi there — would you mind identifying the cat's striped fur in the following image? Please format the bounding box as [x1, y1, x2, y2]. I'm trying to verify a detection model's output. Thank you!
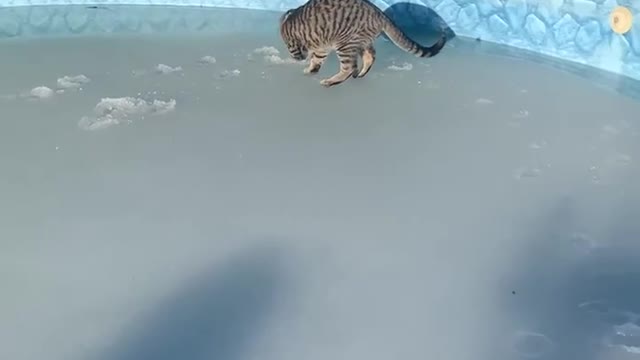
[279, 0, 447, 87]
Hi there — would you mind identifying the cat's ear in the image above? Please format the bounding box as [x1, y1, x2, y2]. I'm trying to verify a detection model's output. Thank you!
[280, 9, 294, 24]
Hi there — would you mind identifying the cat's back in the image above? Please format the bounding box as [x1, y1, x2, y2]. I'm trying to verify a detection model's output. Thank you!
[302, 0, 380, 16]
[288, 0, 385, 47]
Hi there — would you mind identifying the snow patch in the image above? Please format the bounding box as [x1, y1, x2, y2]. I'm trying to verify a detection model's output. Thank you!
[253, 46, 280, 56]
[199, 56, 217, 64]
[220, 69, 241, 78]
[78, 97, 176, 131]
[263, 54, 303, 65]
[248, 46, 303, 65]
[57, 74, 90, 89]
[388, 62, 413, 71]
[249, 46, 305, 65]
[475, 97, 494, 105]
[28, 86, 54, 99]
[155, 64, 183, 74]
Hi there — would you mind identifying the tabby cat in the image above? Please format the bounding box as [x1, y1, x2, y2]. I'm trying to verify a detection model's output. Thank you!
[279, 0, 447, 87]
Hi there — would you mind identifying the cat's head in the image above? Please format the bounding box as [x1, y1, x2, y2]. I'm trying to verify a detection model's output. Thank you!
[279, 9, 308, 61]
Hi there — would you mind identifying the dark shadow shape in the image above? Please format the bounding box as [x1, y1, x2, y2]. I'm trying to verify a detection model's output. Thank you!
[97, 244, 288, 360]
[502, 195, 640, 360]
[500, 197, 603, 360]
[383, 2, 456, 44]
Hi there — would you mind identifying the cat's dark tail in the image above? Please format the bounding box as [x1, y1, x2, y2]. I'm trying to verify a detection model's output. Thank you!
[382, 17, 446, 58]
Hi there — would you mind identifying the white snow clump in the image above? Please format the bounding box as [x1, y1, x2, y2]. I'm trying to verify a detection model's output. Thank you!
[155, 64, 183, 74]
[57, 75, 90, 89]
[78, 97, 176, 131]
[387, 62, 413, 71]
[29, 86, 55, 99]
[199, 56, 217, 64]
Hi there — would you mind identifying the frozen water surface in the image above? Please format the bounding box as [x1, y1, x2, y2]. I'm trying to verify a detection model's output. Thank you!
[1, 7, 640, 360]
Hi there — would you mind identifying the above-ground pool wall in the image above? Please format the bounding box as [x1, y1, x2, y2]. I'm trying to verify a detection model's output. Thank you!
[0, 0, 638, 81]
[426, 0, 640, 81]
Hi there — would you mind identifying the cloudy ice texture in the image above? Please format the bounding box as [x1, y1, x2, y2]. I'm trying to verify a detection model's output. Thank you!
[78, 97, 176, 131]
[57, 75, 90, 89]
[155, 64, 183, 74]
[511, 331, 554, 358]
[0, 94, 17, 100]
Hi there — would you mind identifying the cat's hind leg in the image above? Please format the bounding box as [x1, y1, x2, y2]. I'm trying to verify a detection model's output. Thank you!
[304, 51, 328, 75]
[355, 45, 375, 78]
[320, 47, 358, 87]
